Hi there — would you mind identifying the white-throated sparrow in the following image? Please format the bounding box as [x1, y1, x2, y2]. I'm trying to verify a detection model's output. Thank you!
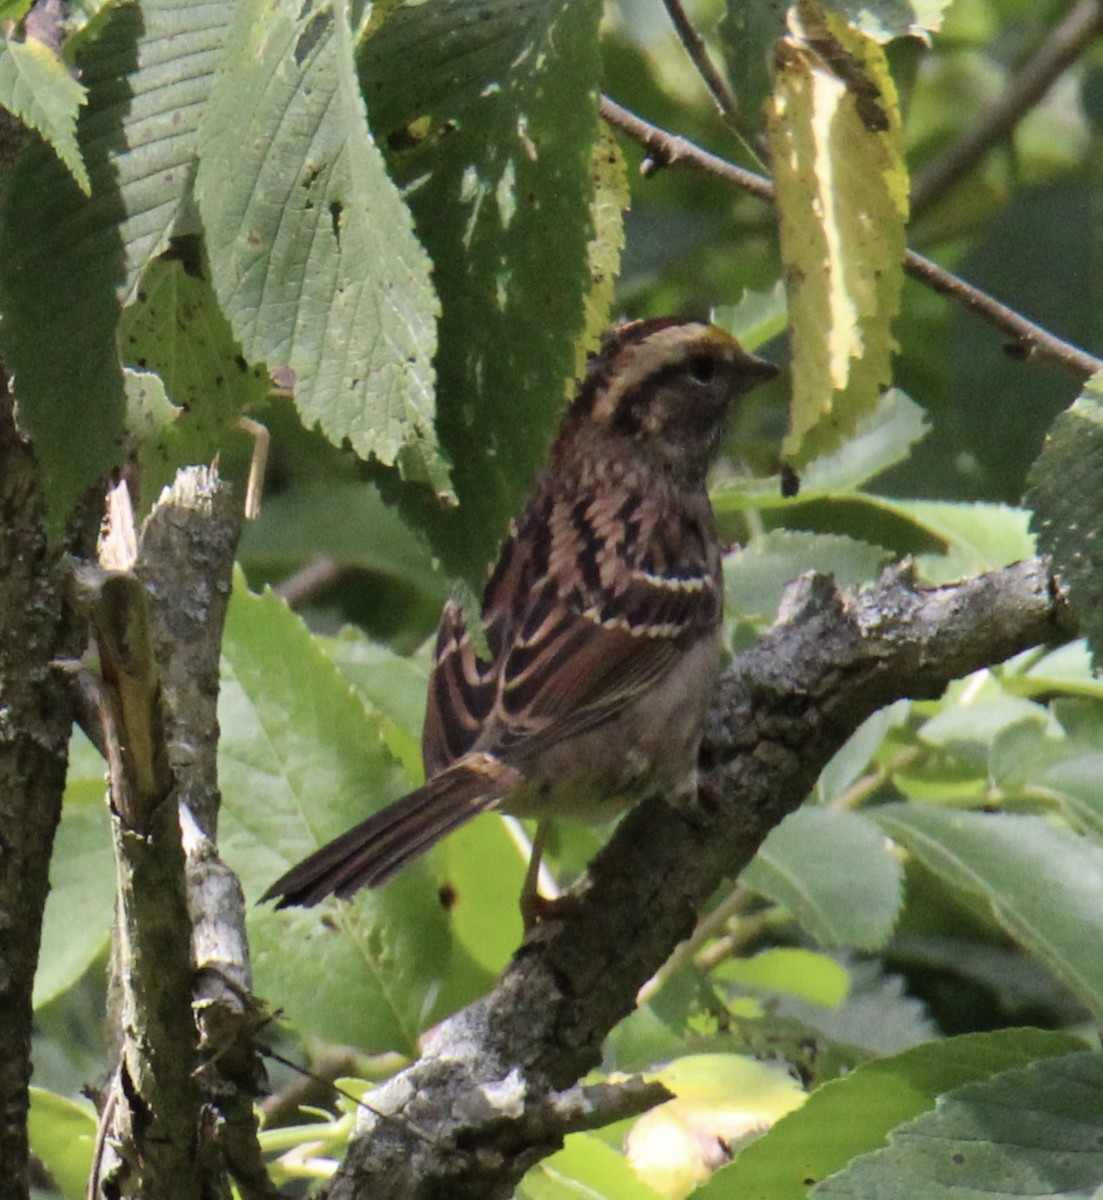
[264, 318, 777, 908]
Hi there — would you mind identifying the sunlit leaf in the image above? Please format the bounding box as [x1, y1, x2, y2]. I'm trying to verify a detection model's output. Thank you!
[0, 34, 88, 192]
[767, 3, 908, 468]
[196, 0, 444, 493]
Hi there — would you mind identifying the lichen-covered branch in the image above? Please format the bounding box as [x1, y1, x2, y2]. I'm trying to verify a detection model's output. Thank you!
[91, 468, 268, 1199]
[326, 558, 1070, 1200]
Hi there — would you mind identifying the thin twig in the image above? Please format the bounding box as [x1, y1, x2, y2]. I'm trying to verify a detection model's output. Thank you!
[903, 249, 1103, 378]
[660, 0, 765, 161]
[599, 95, 1103, 381]
[912, 0, 1103, 219]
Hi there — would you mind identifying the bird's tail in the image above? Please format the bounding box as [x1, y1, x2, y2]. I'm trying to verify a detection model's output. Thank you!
[261, 753, 520, 908]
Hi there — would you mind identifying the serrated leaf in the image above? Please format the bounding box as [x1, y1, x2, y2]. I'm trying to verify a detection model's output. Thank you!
[814, 1050, 1103, 1198]
[712, 389, 929, 513]
[877, 804, 1103, 1019]
[697, 1029, 1082, 1199]
[0, 0, 229, 535]
[217, 577, 452, 1053]
[742, 808, 903, 951]
[28, 1088, 97, 1200]
[574, 125, 629, 381]
[195, 0, 443, 493]
[1016, 641, 1103, 701]
[713, 281, 789, 354]
[1026, 374, 1103, 670]
[767, 3, 908, 468]
[796, 389, 928, 495]
[864, 496, 1035, 579]
[120, 257, 269, 508]
[360, 0, 604, 576]
[0, 34, 88, 192]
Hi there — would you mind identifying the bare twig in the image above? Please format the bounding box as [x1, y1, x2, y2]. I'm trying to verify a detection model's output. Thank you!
[600, 94, 773, 200]
[275, 555, 346, 608]
[599, 95, 1103, 381]
[912, 0, 1103, 219]
[660, 0, 767, 161]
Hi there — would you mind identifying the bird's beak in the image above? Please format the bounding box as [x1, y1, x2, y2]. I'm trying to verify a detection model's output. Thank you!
[736, 350, 781, 386]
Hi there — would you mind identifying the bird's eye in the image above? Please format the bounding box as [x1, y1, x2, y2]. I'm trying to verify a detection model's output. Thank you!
[686, 354, 716, 385]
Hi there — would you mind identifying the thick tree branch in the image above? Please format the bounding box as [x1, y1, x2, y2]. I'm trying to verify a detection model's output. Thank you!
[325, 558, 1070, 1200]
[599, 95, 1103, 381]
[911, 0, 1103, 219]
[91, 468, 269, 1199]
[0, 376, 99, 1200]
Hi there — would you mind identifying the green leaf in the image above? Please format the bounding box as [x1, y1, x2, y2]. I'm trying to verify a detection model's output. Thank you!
[573, 125, 629, 377]
[815, 702, 910, 803]
[1027, 374, 1103, 669]
[767, 6, 908, 468]
[521, 1132, 665, 1200]
[27, 1087, 97, 1200]
[877, 804, 1103, 1018]
[120, 257, 269, 507]
[240, 480, 446, 609]
[1014, 641, 1103, 701]
[698, 1028, 1082, 1199]
[360, 0, 604, 576]
[813, 1050, 1103, 1198]
[435, 815, 525, 986]
[217, 577, 452, 1053]
[195, 0, 444, 493]
[743, 808, 903, 951]
[35, 731, 112, 1008]
[918, 690, 1048, 753]
[321, 629, 430, 775]
[0, 0, 228, 534]
[713, 282, 789, 354]
[718, 2, 787, 138]
[712, 389, 929, 513]
[865, 497, 1034, 580]
[796, 390, 929, 496]
[725, 530, 890, 627]
[715, 949, 850, 1008]
[0, 34, 88, 192]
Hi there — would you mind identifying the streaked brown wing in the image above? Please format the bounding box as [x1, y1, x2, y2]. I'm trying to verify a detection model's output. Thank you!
[484, 489, 723, 762]
[421, 599, 497, 776]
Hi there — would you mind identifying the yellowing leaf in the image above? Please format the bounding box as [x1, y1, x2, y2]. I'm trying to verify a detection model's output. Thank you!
[573, 125, 629, 386]
[767, 1, 908, 468]
[627, 1055, 806, 1199]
